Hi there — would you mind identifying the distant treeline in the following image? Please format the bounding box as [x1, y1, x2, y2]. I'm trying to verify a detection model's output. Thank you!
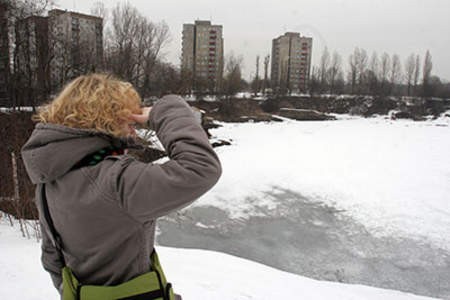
[3, 0, 449, 111]
[305, 47, 449, 98]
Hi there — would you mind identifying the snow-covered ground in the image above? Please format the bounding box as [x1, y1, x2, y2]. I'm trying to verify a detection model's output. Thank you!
[0, 218, 437, 300]
[2, 112, 449, 299]
[194, 112, 450, 252]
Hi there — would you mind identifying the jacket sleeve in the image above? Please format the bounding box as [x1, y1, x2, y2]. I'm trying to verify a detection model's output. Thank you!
[40, 219, 64, 294]
[113, 95, 222, 223]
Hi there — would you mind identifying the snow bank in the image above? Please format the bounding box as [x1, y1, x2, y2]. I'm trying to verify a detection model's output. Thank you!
[194, 115, 450, 251]
[0, 218, 437, 299]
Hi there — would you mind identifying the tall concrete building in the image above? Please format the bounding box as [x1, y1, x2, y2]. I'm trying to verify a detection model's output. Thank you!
[0, 2, 9, 106]
[271, 32, 312, 94]
[13, 9, 102, 104]
[181, 20, 223, 92]
[15, 16, 49, 106]
[47, 9, 103, 91]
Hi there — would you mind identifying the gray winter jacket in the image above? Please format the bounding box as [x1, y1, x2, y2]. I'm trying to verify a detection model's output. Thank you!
[21, 95, 222, 294]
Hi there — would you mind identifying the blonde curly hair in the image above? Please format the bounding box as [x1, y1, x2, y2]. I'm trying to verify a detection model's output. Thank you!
[34, 73, 142, 137]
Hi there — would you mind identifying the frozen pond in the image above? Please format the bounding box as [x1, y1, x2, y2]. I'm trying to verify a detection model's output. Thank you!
[157, 186, 450, 299]
[154, 115, 450, 299]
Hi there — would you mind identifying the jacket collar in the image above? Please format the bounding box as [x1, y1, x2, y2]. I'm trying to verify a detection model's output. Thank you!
[21, 123, 143, 184]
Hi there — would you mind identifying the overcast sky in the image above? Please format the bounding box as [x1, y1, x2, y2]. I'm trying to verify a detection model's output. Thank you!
[55, 0, 450, 81]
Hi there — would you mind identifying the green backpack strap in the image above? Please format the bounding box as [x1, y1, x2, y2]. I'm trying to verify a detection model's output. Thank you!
[151, 250, 175, 300]
[78, 272, 164, 300]
[62, 250, 175, 300]
[62, 267, 79, 300]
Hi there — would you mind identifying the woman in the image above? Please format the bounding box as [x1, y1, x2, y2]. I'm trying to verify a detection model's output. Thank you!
[21, 74, 222, 299]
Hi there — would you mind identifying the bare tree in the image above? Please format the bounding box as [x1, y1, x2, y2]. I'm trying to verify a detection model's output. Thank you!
[390, 54, 401, 95]
[179, 50, 195, 95]
[347, 47, 368, 94]
[15, 15, 54, 105]
[422, 50, 433, 97]
[222, 52, 243, 98]
[262, 54, 270, 95]
[48, 23, 74, 90]
[251, 55, 260, 96]
[328, 50, 342, 94]
[147, 61, 180, 97]
[5, 0, 53, 108]
[319, 46, 330, 92]
[108, 3, 140, 81]
[379, 52, 391, 95]
[309, 66, 320, 96]
[348, 52, 357, 94]
[356, 48, 368, 93]
[367, 51, 379, 94]
[90, 1, 109, 60]
[369, 52, 379, 76]
[404, 53, 416, 96]
[413, 54, 421, 95]
[139, 20, 170, 95]
[106, 2, 170, 96]
[255, 55, 260, 79]
[90, 1, 108, 21]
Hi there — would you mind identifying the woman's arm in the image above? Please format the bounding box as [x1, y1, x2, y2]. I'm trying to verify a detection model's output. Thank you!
[112, 95, 222, 223]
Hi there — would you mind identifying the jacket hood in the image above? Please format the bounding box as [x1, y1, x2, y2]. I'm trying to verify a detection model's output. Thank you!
[21, 123, 142, 184]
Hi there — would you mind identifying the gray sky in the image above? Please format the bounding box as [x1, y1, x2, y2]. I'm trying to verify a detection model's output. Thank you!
[56, 0, 450, 81]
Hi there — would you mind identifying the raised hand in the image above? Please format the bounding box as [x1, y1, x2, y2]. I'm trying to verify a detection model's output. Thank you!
[130, 107, 152, 124]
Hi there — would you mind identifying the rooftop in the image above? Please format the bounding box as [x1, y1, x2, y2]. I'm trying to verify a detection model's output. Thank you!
[48, 9, 102, 22]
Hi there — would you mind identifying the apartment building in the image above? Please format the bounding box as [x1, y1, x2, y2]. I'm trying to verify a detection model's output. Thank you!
[0, 2, 9, 106]
[271, 32, 313, 93]
[181, 20, 223, 92]
[47, 9, 103, 91]
[15, 16, 49, 105]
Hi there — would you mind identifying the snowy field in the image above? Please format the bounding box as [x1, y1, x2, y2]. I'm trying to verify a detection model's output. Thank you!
[1, 112, 449, 299]
[193, 113, 450, 252]
[0, 218, 437, 300]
